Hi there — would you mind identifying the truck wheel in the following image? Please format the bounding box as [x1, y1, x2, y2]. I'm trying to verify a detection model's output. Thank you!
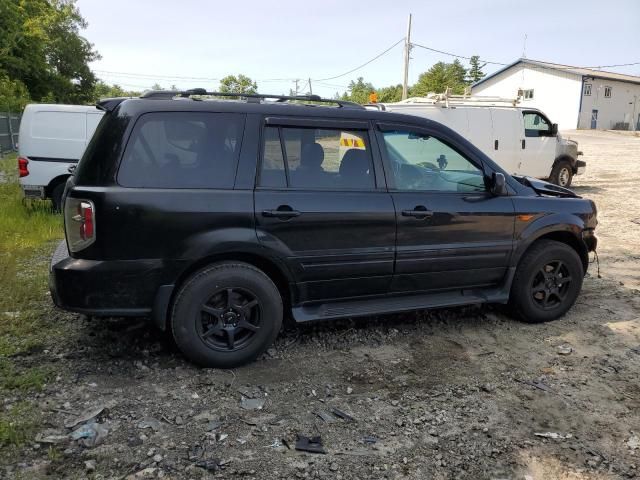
[170, 262, 283, 368]
[51, 182, 65, 212]
[509, 240, 583, 323]
[549, 161, 573, 187]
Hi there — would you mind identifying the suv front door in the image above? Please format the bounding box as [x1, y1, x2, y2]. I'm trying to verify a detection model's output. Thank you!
[376, 123, 515, 293]
[254, 117, 396, 303]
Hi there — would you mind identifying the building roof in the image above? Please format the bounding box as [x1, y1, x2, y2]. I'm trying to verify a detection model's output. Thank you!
[472, 58, 640, 88]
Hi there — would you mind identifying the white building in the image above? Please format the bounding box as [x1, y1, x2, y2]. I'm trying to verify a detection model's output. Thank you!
[471, 58, 640, 131]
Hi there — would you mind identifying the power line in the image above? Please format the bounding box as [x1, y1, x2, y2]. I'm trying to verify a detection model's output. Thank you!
[312, 37, 404, 82]
[410, 42, 508, 66]
[411, 41, 640, 71]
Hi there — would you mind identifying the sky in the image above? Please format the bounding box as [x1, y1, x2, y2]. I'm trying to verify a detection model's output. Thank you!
[76, 0, 640, 98]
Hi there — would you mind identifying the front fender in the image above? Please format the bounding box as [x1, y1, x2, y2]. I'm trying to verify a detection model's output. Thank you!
[513, 212, 587, 267]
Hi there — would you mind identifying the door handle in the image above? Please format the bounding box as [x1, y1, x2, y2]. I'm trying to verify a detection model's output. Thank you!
[262, 207, 301, 219]
[401, 206, 433, 218]
[522, 139, 526, 149]
[494, 139, 499, 150]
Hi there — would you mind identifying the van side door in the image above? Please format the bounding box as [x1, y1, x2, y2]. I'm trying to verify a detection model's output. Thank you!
[489, 107, 521, 175]
[520, 111, 557, 179]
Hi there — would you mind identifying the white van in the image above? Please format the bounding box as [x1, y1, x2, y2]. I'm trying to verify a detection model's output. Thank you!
[371, 96, 585, 187]
[18, 104, 104, 209]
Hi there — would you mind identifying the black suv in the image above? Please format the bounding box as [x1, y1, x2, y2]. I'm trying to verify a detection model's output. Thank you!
[50, 90, 598, 367]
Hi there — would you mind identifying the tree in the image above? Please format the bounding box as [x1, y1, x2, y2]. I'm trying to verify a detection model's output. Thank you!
[467, 55, 485, 84]
[410, 59, 468, 96]
[93, 81, 140, 101]
[340, 77, 375, 104]
[218, 74, 257, 97]
[0, 74, 31, 111]
[377, 84, 403, 103]
[0, 0, 100, 104]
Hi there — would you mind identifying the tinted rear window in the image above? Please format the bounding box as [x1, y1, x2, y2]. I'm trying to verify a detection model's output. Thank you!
[118, 112, 245, 188]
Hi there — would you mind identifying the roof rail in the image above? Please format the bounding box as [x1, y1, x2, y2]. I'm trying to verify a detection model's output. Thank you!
[139, 89, 365, 109]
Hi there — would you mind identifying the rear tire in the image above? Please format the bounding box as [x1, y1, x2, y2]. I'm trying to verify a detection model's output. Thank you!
[549, 160, 573, 187]
[171, 262, 282, 368]
[509, 240, 583, 323]
[51, 182, 65, 212]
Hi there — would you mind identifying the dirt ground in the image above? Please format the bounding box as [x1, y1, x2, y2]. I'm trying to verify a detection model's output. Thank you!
[2, 130, 640, 480]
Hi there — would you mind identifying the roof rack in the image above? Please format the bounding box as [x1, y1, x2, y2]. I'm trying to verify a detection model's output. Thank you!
[138, 89, 365, 109]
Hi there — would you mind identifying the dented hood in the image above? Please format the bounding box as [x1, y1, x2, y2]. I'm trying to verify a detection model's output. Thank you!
[512, 175, 580, 198]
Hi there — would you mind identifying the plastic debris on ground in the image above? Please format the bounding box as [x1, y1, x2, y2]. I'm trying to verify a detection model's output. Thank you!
[295, 434, 326, 454]
[534, 432, 573, 440]
[240, 396, 266, 410]
[70, 420, 109, 447]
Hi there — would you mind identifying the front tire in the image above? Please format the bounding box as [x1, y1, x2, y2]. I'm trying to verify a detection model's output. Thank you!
[549, 160, 573, 187]
[171, 262, 283, 368]
[509, 240, 583, 323]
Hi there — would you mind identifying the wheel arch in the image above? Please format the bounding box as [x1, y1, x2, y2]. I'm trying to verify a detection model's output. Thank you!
[46, 174, 70, 197]
[152, 250, 295, 331]
[515, 227, 588, 274]
[553, 154, 577, 172]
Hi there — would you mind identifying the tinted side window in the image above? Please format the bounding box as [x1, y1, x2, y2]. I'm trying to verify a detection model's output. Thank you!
[523, 112, 550, 138]
[259, 126, 374, 190]
[382, 130, 486, 192]
[118, 112, 245, 188]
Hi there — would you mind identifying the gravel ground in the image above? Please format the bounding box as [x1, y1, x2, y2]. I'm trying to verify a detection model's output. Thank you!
[2, 130, 640, 480]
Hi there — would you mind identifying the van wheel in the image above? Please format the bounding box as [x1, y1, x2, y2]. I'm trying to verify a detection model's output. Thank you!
[549, 161, 573, 187]
[170, 262, 282, 368]
[509, 240, 583, 323]
[51, 183, 65, 212]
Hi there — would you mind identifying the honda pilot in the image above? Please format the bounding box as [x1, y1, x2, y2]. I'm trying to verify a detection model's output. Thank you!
[49, 90, 598, 367]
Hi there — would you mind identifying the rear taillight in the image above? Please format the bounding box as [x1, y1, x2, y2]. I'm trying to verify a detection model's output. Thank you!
[18, 157, 29, 177]
[64, 198, 96, 252]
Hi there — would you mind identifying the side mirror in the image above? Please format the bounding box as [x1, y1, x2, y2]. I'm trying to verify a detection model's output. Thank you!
[550, 123, 558, 136]
[491, 172, 508, 196]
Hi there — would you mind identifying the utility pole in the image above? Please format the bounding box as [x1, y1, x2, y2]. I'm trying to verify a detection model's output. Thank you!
[308, 77, 313, 95]
[294, 79, 299, 96]
[402, 13, 412, 100]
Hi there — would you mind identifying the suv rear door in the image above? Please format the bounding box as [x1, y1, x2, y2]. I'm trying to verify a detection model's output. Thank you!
[376, 122, 515, 293]
[254, 117, 396, 303]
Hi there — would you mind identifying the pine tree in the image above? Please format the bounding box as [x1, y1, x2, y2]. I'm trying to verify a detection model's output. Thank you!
[468, 56, 486, 84]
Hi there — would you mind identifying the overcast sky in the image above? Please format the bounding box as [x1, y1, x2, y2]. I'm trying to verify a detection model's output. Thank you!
[77, 0, 639, 98]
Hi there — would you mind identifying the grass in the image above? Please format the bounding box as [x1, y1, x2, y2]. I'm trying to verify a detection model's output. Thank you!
[0, 153, 64, 446]
[0, 154, 63, 357]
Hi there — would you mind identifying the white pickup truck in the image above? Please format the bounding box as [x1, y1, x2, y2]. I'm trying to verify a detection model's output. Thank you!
[18, 104, 104, 209]
[370, 96, 585, 187]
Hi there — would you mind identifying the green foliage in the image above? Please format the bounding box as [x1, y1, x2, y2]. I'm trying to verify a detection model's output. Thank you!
[0, 155, 64, 359]
[411, 59, 468, 96]
[0, 73, 31, 111]
[468, 55, 486, 84]
[340, 77, 375, 104]
[93, 80, 140, 101]
[219, 74, 258, 97]
[377, 84, 403, 103]
[0, 0, 99, 104]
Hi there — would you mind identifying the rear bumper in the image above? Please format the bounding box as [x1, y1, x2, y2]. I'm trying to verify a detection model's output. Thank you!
[49, 240, 178, 317]
[21, 184, 46, 199]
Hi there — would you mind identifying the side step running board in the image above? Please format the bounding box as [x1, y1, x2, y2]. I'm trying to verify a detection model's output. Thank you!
[292, 288, 509, 323]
